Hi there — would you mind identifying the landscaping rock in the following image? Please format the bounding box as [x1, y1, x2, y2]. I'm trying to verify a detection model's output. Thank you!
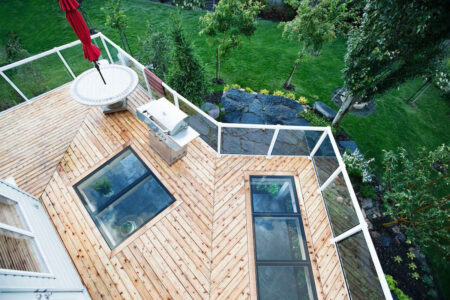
[370, 230, 381, 240]
[201, 102, 220, 119]
[366, 206, 382, 218]
[366, 218, 374, 230]
[241, 112, 264, 124]
[339, 140, 359, 154]
[313, 101, 337, 120]
[392, 226, 401, 234]
[361, 198, 373, 209]
[381, 234, 391, 247]
[395, 232, 406, 243]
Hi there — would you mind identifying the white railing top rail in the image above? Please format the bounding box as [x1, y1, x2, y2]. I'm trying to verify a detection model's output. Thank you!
[0, 33, 101, 73]
[0, 32, 391, 299]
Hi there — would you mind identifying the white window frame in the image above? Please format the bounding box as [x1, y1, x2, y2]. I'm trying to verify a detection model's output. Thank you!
[0, 196, 54, 278]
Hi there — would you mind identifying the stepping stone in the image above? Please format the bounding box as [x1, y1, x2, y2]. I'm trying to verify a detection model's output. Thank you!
[313, 101, 337, 120]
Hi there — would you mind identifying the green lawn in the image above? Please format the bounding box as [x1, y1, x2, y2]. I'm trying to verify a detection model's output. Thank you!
[1, 0, 448, 168]
[1, 0, 449, 296]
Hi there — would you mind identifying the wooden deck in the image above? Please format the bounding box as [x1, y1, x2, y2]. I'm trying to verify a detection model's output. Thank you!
[0, 85, 348, 300]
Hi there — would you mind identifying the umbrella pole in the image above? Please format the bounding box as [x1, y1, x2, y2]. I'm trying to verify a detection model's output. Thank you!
[94, 61, 106, 85]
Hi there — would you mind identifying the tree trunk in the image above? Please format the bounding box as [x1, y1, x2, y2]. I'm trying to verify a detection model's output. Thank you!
[284, 62, 299, 88]
[215, 48, 220, 81]
[332, 93, 356, 127]
[284, 49, 304, 89]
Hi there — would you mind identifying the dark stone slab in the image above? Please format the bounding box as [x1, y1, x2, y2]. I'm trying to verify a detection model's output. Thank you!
[313, 101, 337, 120]
[241, 113, 264, 124]
[339, 140, 359, 154]
[283, 118, 310, 126]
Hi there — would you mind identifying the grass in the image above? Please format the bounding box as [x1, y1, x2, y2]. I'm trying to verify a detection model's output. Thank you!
[1, 0, 448, 168]
[0, 1, 449, 294]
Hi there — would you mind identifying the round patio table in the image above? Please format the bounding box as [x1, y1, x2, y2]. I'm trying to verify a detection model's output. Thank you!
[70, 64, 139, 114]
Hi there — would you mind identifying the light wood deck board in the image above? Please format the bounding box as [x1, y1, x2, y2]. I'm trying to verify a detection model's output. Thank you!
[0, 86, 349, 299]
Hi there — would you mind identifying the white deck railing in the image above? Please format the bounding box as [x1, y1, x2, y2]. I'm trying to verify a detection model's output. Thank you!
[0, 32, 392, 300]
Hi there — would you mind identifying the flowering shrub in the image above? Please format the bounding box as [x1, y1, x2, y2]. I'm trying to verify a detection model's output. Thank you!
[259, 89, 269, 95]
[432, 70, 449, 94]
[285, 92, 296, 100]
[342, 149, 374, 183]
[173, 0, 205, 10]
[245, 87, 254, 93]
[298, 96, 308, 104]
[273, 90, 285, 97]
[231, 83, 241, 90]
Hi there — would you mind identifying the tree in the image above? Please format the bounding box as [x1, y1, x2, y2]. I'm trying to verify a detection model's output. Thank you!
[137, 22, 171, 80]
[332, 0, 450, 127]
[167, 15, 207, 106]
[280, 0, 337, 90]
[381, 145, 450, 257]
[199, 0, 262, 84]
[102, 0, 132, 55]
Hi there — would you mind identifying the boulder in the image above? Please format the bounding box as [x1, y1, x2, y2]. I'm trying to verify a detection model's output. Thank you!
[223, 88, 256, 105]
[201, 102, 220, 119]
[313, 101, 337, 120]
[361, 198, 373, 209]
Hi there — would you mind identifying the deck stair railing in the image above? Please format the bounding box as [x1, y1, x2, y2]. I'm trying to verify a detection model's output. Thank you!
[0, 33, 392, 300]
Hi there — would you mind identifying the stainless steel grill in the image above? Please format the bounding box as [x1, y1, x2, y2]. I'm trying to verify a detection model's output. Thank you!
[136, 98, 199, 165]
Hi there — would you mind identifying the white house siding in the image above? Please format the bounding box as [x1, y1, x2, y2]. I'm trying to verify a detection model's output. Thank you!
[0, 180, 90, 300]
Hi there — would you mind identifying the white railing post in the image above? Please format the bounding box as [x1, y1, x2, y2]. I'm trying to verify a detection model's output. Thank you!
[173, 93, 179, 108]
[217, 124, 222, 158]
[266, 125, 280, 159]
[319, 166, 342, 193]
[0, 71, 29, 102]
[142, 69, 155, 100]
[56, 50, 75, 79]
[100, 34, 114, 64]
[309, 130, 328, 158]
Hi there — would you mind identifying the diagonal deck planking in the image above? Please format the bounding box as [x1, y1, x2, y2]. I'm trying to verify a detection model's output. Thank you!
[0, 85, 348, 299]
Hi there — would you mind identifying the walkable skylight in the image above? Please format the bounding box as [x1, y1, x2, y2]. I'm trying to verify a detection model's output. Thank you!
[74, 147, 175, 249]
[250, 176, 317, 300]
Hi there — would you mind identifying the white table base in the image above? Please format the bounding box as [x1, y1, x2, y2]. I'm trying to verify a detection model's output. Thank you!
[102, 98, 127, 114]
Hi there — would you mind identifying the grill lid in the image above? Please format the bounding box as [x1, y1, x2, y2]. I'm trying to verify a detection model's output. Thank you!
[139, 98, 187, 134]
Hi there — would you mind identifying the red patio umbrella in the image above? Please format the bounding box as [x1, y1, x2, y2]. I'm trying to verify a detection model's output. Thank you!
[59, 0, 106, 84]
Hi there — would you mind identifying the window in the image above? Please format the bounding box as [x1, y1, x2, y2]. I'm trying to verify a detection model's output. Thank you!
[74, 147, 175, 249]
[250, 176, 317, 300]
[0, 195, 48, 273]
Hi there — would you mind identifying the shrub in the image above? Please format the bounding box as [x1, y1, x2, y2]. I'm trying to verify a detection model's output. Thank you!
[342, 150, 374, 183]
[298, 96, 308, 105]
[167, 14, 207, 106]
[385, 275, 412, 300]
[359, 184, 376, 198]
[259, 89, 269, 95]
[381, 145, 450, 255]
[223, 84, 231, 92]
[285, 92, 296, 100]
[137, 22, 171, 80]
[245, 87, 254, 93]
[273, 90, 285, 97]
[299, 110, 338, 135]
[231, 83, 241, 90]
